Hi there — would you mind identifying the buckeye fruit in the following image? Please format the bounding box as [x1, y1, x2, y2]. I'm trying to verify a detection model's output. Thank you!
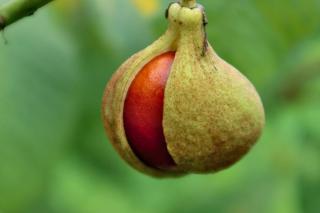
[102, 0, 265, 177]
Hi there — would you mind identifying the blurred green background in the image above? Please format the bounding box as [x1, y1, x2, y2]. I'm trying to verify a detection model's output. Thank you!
[0, 0, 320, 212]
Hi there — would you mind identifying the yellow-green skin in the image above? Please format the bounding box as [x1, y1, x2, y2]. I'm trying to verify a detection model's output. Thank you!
[102, 3, 265, 177]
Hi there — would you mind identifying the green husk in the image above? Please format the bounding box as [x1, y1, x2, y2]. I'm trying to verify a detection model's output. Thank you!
[165, 48, 265, 172]
[103, 3, 265, 177]
[163, 6, 265, 173]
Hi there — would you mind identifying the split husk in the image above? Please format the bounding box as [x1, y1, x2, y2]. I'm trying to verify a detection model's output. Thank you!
[102, 2, 265, 177]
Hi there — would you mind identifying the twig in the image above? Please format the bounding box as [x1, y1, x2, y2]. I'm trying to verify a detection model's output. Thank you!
[0, 0, 53, 30]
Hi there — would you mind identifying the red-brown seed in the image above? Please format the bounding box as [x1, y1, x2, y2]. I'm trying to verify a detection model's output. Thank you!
[123, 52, 176, 169]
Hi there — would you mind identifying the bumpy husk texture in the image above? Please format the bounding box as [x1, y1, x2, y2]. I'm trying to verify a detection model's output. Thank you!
[102, 3, 265, 177]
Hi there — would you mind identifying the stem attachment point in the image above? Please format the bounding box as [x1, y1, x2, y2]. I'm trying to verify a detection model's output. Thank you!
[180, 0, 197, 8]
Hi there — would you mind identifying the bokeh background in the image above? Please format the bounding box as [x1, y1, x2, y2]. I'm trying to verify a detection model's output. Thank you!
[0, 0, 320, 212]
